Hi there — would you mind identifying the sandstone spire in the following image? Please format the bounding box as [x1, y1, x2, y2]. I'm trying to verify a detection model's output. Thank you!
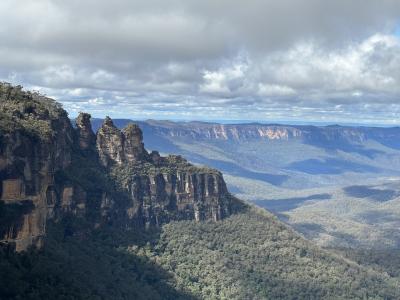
[75, 112, 96, 151]
[122, 123, 149, 162]
[96, 116, 125, 167]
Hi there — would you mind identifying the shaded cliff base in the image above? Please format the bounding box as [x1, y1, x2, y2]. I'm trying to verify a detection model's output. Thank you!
[1, 207, 400, 300]
[0, 218, 196, 300]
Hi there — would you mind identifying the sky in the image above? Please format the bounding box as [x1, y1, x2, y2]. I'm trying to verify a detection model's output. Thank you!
[1, 0, 400, 125]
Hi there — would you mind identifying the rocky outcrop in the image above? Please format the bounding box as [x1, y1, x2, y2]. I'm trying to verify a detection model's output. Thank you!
[126, 170, 230, 226]
[0, 83, 236, 251]
[100, 119, 235, 227]
[96, 116, 126, 167]
[96, 117, 150, 167]
[95, 116, 232, 226]
[76, 112, 96, 151]
[122, 124, 149, 163]
[0, 83, 75, 251]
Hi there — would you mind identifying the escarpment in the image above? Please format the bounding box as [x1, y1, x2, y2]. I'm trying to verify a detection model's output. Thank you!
[0, 83, 74, 251]
[96, 117, 232, 226]
[0, 83, 236, 251]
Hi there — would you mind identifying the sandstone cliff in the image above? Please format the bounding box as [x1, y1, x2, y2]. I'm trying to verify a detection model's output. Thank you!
[96, 116, 231, 226]
[0, 83, 74, 251]
[0, 83, 236, 251]
[131, 120, 373, 144]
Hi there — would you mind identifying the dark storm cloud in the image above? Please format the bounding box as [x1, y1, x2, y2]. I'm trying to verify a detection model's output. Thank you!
[1, 0, 400, 123]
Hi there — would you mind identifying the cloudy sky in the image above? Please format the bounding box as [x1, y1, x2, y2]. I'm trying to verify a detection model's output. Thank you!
[1, 0, 400, 124]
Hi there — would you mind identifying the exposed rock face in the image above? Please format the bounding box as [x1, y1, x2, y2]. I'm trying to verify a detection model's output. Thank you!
[132, 120, 373, 144]
[0, 83, 235, 251]
[127, 170, 230, 226]
[122, 124, 149, 162]
[96, 118, 150, 167]
[111, 154, 232, 226]
[0, 83, 74, 250]
[140, 120, 305, 141]
[96, 116, 126, 167]
[76, 112, 96, 151]
[96, 117, 232, 226]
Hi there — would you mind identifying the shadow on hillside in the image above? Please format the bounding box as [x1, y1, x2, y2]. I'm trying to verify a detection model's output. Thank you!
[144, 134, 289, 186]
[0, 222, 198, 300]
[356, 210, 400, 225]
[292, 222, 327, 239]
[293, 222, 358, 246]
[252, 193, 331, 213]
[187, 155, 289, 186]
[343, 185, 399, 202]
[287, 158, 380, 175]
[304, 138, 385, 159]
[130, 127, 290, 186]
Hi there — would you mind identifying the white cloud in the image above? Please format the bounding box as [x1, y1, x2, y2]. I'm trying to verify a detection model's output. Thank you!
[257, 84, 296, 97]
[200, 62, 248, 95]
[1, 0, 400, 123]
[259, 34, 400, 98]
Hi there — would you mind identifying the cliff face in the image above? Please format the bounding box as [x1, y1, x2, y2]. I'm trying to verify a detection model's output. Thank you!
[0, 83, 235, 251]
[140, 121, 305, 141]
[0, 83, 74, 251]
[96, 117, 149, 167]
[76, 112, 96, 151]
[135, 120, 377, 144]
[96, 117, 231, 226]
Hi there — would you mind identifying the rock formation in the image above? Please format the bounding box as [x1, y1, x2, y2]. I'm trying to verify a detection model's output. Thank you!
[94, 114, 231, 227]
[122, 123, 149, 163]
[0, 83, 74, 251]
[76, 112, 96, 151]
[96, 116, 126, 167]
[96, 117, 150, 166]
[127, 170, 230, 225]
[0, 83, 236, 251]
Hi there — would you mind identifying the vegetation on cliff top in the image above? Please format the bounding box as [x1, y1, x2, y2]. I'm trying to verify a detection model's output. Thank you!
[0, 82, 66, 139]
[110, 158, 221, 185]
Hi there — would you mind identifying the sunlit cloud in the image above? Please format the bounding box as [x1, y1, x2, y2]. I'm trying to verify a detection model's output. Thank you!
[1, 0, 400, 124]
